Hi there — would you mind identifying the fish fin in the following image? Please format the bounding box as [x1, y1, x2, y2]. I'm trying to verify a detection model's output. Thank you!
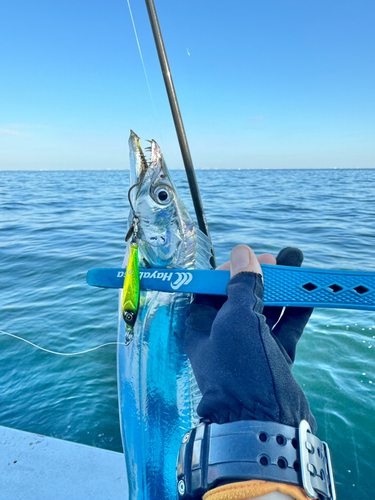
[189, 365, 202, 426]
[195, 228, 214, 270]
[171, 294, 191, 339]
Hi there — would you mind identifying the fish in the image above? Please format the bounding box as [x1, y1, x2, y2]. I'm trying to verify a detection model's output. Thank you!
[117, 131, 212, 499]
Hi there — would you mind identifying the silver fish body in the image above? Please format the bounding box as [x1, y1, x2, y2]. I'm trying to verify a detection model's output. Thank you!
[118, 131, 211, 499]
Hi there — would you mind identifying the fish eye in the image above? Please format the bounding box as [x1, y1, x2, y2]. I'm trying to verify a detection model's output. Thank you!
[153, 186, 172, 205]
[158, 190, 168, 202]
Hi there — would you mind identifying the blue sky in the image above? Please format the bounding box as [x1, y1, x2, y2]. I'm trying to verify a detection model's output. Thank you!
[1, 0, 374, 170]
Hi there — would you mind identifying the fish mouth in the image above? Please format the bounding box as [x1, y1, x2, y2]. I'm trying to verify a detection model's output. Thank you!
[129, 130, 149, 185]
[129, 130, 165, 183]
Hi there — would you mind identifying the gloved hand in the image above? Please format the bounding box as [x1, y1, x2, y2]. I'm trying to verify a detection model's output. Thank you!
[185, 245, 317, 433]
[263, 247, 314, 366]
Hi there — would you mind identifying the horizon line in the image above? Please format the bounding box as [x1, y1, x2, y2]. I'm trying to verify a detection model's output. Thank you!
[1, 167, 374, 172]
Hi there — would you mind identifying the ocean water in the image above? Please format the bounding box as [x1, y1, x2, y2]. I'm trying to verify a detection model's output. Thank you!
[1, 168, 374, 499]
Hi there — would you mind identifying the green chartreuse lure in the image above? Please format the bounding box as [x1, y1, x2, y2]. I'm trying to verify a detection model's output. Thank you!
[122, 244, 140, 344]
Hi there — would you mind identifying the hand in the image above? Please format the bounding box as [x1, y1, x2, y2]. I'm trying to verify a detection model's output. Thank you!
[263, 247, 314, 365]
[215, 246, 276, 272]
[185, 245, 317, 431]
[216, 246, 312, 365]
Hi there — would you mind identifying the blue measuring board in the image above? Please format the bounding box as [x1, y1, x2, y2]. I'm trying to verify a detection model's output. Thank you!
[87, 264, 375, 311]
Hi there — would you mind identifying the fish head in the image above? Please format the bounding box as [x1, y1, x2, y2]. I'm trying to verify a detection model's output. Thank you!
[128, 131, 196, 268]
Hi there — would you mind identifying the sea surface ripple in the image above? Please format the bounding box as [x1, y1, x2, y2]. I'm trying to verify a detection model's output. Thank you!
[1, 169, 374, 499]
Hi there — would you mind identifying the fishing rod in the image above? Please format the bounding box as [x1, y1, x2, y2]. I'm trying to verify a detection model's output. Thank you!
[144, 0, 217, 268]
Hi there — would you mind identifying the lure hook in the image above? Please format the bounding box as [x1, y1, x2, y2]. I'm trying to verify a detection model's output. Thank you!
[126, 182, 141, 242]
[128, 181, 140, 216]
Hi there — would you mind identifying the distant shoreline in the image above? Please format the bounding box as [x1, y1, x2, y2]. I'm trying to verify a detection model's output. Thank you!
[1, 167, 374, 172]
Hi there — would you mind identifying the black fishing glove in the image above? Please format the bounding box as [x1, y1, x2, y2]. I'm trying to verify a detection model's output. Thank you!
[263, 247, 314, 366]
[185, 247, 317, 433]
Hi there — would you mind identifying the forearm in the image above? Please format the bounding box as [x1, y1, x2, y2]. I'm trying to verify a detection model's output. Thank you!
[182, 246, 333, 500]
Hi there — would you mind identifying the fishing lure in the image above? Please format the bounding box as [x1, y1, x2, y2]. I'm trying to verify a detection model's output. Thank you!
[121, 243, 140, 345]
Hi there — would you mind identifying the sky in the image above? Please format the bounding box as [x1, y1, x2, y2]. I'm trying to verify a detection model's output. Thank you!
[1, 0, 374, 170]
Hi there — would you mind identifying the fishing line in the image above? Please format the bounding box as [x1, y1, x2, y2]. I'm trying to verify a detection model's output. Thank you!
[0, 329, 124, 356]
[126, 0, 158, 122]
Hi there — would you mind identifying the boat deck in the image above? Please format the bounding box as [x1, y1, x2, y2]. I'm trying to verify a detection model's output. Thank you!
[0, 425, 128, 500]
